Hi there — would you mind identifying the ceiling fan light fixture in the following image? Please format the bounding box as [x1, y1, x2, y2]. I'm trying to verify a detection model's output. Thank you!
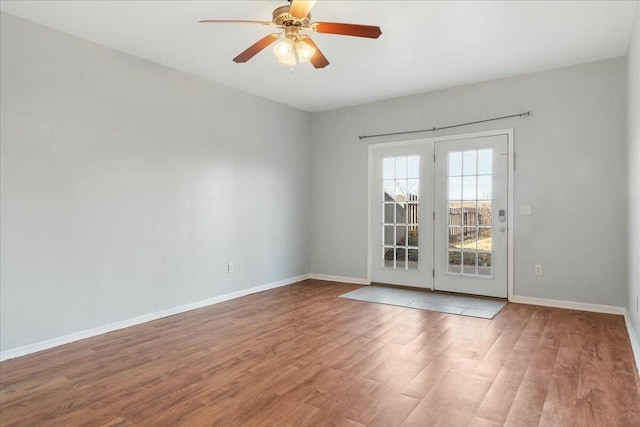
[274, 37, 316, 66]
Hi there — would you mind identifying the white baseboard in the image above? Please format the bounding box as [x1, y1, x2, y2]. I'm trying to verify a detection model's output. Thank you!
[624, 312, 640, 376]
[510, 295, 626, 315]
[310, 274, 370, 285]
[0, 274, 311, 362]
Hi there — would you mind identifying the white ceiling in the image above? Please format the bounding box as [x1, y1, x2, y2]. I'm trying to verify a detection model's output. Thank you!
[1, 1, 637, 112]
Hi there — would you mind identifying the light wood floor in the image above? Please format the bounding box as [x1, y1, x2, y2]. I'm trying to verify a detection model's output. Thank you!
[1, 280, 639, 426]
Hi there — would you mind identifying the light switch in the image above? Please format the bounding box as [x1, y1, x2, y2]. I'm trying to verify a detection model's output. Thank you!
[520, 205, 532, 215]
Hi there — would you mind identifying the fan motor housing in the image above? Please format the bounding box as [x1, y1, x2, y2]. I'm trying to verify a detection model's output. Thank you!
[272, 5, 311, 26]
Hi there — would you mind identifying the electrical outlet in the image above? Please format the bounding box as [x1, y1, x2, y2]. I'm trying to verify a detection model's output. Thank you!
[228, 262, 234, 273]
[534, 264, 543, 276]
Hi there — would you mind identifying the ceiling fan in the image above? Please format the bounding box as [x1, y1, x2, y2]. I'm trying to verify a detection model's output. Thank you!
[199, 0, 382, 69]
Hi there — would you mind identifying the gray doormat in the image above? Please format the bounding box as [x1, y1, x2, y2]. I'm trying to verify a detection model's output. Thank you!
[339, 286, 506, 319]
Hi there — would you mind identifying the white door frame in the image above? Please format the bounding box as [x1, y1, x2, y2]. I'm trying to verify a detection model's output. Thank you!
[367, 128, 515, 301]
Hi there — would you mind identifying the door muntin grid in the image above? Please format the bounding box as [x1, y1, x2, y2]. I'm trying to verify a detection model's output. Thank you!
[447, 149, 493, 277]
[382, 156, 419, 270]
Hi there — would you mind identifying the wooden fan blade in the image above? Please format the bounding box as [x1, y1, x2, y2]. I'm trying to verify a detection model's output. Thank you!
[304, 38, 329, 68]
[200, 20, 276, 26]
[311, 22, 382, 39]
[233, 34, 279, 63]
[289, 0, 316, 20]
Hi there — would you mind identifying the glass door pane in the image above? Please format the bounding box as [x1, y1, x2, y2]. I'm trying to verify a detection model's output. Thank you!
[382, 155, 420, 270]
[446, 149, 493, 278]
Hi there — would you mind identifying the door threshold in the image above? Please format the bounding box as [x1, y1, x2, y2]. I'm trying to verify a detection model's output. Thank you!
[369, 282, 507, 301]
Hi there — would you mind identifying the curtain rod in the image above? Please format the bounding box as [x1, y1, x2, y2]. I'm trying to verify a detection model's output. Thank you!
[358, 111, 531, 140]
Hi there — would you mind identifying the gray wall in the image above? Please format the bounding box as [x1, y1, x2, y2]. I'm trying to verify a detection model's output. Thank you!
[310, 57, 628, 307]
[0, 12, 311, 352]
[628, 6, 640, 341]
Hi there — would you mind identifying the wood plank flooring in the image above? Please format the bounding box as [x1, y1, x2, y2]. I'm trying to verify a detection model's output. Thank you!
[1, 279, 639, 426]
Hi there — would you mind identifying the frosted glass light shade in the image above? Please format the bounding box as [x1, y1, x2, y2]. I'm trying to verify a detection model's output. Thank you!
[273, 38, 316, 65]
[274, 39, 294, 64]
[296, 40, 316, 62]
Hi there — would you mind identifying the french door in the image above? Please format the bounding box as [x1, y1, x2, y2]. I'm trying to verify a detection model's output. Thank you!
[434, 135, 508, 298]
[371, 144, 433, 288]
[370, 133, 510, 298]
